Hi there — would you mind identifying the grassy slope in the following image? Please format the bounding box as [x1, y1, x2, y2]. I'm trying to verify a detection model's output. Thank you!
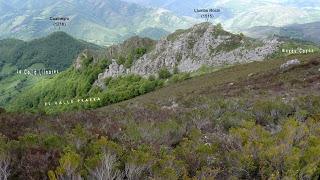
[60, 53, 320, 154]
[0, 63, 48, 106]
[106, 53, 319, 107]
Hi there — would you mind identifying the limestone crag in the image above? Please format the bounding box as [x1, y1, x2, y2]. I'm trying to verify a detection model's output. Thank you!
[74, 49, 100, 70]
[74, 50, 89, 70]
[280, 59, 301, 70]
[94, 60, 131, 88]
[95, 23, 281, 87]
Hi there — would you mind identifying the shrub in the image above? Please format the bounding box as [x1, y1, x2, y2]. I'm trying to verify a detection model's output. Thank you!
[135, 48, 147, 58]
[168, 73, 190, 84]
[117, 56, 126, 65]
[252, 100, 294, 126]
[139, 80, 158, 94]
[158, 68, 172, 79]
[148, 75, 156, 81]
[55, 148, 82, 179]
[82, 57, 93, 67]
[104, 77, 112, 86]
[124, 54, 133, 68]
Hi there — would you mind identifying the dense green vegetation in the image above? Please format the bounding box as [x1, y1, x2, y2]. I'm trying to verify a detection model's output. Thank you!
[6, 56, 109, 113]
[97, 75, 163, 107]
[0, 39, 24, 70]
[7, 55, 165, 113]
[7, 66, 188, 114]
[211, 23, 232, 38]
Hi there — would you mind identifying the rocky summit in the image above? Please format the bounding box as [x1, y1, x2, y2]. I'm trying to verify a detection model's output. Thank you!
[94, 22, 281, 87]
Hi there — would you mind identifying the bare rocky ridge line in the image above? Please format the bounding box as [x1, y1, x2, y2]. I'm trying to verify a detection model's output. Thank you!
[94, 23, 281, 88]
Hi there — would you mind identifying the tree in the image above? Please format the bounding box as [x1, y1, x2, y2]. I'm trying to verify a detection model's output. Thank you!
[216, 23, 223, 31]
[0, 135, 10, 180]
[116, 56, 126, 65]
[124, 54, 133, 69]
[239, 33, 245, 41]
[55, 149, 82, 180]
[125, 163, 145, 180]
[67, 124, 91, 150]
[89, 152, 123, 180]
[0, 156, 10, 180]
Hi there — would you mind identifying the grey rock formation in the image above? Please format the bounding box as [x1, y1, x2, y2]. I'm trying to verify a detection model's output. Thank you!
[101, 59, 128, 77]
[95, 23, 281, 87]
[94, 59, 131, 88]
[74, 49, 98, 70]
[74, 52, 88, 70]
[280, 59, 301, 70]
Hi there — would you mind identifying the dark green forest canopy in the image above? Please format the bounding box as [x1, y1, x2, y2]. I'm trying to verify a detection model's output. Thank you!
[0, 31, 101, 70]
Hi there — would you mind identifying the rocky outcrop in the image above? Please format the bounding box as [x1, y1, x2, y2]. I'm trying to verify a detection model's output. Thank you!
[95, 23, 281, 87]
[94, 59, 130, 88]
[74, 49, 99, 70]
[280, 59, 301, 70]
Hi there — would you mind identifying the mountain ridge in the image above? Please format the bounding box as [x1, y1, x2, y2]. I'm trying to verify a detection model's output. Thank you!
[245, 21, 320, 45]
[123, 0, 320, 31]
[0, 0, 197, 46]
[94, 22, 280, 87]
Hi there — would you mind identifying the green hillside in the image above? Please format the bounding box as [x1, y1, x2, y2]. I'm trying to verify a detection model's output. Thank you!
[0, 31, 100, 71]
[0, 39, 24, 69]
[6, 37, 161, 113]
[0, 32, 101, 108]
